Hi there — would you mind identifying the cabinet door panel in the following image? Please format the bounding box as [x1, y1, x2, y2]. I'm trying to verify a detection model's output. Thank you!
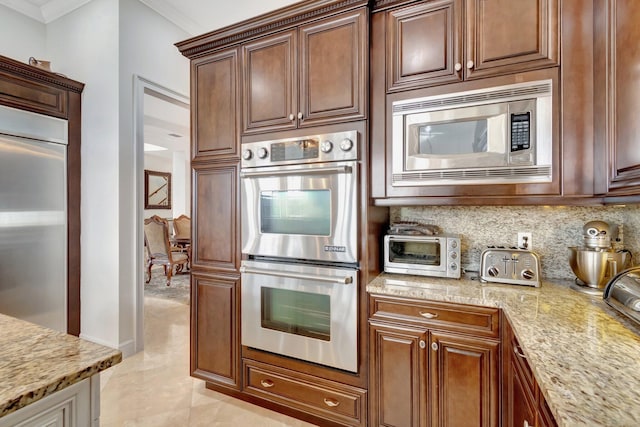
[191, 273, 240, 389]
[242, 31, 296, 134]
[370, 322, 427, 427]
[430, 331, 499, 427]
[193, 49, 239, 159]
[299, 9, 367, 125]
[604, 0, 640, 192]
[192, 163, 238, 271]
[466, 0, 558, 79]
[387, 0, 461, 92]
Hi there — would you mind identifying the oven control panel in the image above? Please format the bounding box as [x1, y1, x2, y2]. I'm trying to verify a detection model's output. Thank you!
[241, 130, 358, 168]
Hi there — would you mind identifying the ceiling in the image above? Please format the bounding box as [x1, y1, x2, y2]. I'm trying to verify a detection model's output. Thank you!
[0, 0, 299, 36]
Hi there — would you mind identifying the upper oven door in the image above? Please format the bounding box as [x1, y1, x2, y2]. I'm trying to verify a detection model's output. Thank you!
[241, 160, 358, 263]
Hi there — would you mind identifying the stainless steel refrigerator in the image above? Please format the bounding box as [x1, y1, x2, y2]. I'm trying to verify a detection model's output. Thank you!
[0, 104, 68, 332]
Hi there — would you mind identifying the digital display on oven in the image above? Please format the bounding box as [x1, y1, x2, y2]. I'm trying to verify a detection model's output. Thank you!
[271, 140, 319, 162]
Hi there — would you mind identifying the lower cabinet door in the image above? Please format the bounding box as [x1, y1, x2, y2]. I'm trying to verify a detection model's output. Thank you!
[243, 360, 367, 427]
[429, 331, 500, 427]
[191, 273, 241, 390]
[369, 321, 428, 427]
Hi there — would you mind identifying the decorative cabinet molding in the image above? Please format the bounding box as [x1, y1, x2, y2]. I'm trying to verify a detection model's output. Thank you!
[369, 295, 500, 426]
[382, 0, 558, 93]
[191, 273, 241, 390]
[192, 48, 240, 160]
[594, 0, 640, 199]
[242, 7, 368, 134]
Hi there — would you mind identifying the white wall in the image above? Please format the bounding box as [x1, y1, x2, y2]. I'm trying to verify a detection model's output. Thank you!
[119, 0, 189, 353]
[46, 0, 121, 348]
[0, 5, 46, 62]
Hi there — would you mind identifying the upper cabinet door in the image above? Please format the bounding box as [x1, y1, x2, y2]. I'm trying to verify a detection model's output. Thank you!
[298, 9, 368, 127]
[387, 0, 462, 92]
[465, 0, 559, 79]
[242, 30, 297, 134]
[193, 48, 240, 160]
[594, 0, 640, 197]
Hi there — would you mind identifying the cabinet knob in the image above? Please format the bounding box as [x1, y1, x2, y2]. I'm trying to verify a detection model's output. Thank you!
[454, 62, 462, 72]
[514, 345, 527, 359]
[260, 379, 274, 388]
[431, 342, 439, 351]
[323, 398, 340, 407]
[419, 340, 426, 349]
[288, 113, 295, 121]
[419, 311, 438, 319]
[466, 60, 474, 69]
[297, 112, 303, 120]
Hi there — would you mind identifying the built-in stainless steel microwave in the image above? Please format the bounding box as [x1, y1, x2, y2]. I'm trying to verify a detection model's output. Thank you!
[391, 79, 553, 186]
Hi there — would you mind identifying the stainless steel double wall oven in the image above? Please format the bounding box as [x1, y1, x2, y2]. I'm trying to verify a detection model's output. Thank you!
[240, 130, 360, 373]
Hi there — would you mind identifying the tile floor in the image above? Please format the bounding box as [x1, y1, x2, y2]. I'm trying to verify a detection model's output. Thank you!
[99, 295, 317, 426]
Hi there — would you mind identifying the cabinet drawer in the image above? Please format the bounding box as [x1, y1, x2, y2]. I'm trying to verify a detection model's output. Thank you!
[510, 331, 536, 397]
[243, 360, 367, 426]
[0, 72, 68, 118]
[370, 294, 500, 338]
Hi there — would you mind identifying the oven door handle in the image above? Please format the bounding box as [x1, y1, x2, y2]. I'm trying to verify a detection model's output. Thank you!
[240, 165, 352, 178]
[240, 266, 353, 285]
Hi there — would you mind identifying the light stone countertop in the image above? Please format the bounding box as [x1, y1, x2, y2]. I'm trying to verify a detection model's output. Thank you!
[368, 273, 640, 427]
[0, 313, 122, 417]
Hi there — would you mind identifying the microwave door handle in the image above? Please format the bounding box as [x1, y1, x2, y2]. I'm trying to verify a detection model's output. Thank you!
[240, 165, 352, 178]
[239, 266, 353, 285]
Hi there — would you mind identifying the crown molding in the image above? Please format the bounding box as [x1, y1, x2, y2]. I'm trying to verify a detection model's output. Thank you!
[139, 0, 203, 35]
[0, 0, 92, 23]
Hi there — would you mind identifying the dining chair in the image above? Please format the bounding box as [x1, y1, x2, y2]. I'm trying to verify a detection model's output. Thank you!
[144, 215, 189, 286]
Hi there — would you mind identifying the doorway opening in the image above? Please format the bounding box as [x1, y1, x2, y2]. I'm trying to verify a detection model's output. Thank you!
[134, 76, 190, 352]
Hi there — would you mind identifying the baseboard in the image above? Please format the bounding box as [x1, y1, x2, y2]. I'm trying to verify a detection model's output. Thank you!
[79, 334, 136, 358]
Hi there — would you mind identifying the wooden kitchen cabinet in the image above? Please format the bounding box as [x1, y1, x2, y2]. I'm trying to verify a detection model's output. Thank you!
[191, 272, 241, 390]
[594, 0, 640, 199]
[503, 316, 557, 427]
[191, 48, 240, 160]
[243, 359, 368, 427]
[190, 162, 241, 390]
[381, 0, 558, 92]
[242, 7, 367, 134]
[369, 294, 500, 427]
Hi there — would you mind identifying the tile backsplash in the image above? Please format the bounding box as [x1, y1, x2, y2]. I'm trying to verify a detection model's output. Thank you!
[390, 205, 640, 280]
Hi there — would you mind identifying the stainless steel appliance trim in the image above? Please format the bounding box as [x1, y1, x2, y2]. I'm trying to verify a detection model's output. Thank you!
[240, 165, 352, 178]
[391, 79, 553, 186]
[241, 259, 358, 373]
[239, 265, 353, 284]
[241, 158, 358, 264]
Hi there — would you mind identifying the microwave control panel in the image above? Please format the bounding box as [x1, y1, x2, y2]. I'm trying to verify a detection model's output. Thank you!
[510, 112, 531, 152]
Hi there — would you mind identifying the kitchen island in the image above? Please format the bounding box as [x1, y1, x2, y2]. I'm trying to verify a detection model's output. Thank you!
[368, 273, 640, 427]
[0, 313, 122, 425]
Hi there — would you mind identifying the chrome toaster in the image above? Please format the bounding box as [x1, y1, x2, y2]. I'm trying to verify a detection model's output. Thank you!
[603, 266, 640, 327]
[480, 247, 541, 287]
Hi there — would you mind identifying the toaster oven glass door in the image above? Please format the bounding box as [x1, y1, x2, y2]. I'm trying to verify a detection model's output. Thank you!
[388, 239, 443, 266]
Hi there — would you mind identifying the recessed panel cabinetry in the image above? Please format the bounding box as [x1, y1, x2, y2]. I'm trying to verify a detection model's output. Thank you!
[192, 48, 239, 160]
[369, 294, 501, 426]
[384, 0, 558, 93]
[594, 0, 640, 199]
[503, 316, 557, 427]
[242, 8, 367, 134]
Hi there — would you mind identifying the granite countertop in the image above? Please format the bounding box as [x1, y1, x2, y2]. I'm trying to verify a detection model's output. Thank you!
[368, 273, 640, 427]
[0, 313, 122, 417]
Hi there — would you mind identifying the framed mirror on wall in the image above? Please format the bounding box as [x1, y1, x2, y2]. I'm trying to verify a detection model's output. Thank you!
[144, 170, 171, 209]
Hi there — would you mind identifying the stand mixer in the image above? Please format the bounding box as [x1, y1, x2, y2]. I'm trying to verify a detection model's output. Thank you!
[569, 220, 632, 295]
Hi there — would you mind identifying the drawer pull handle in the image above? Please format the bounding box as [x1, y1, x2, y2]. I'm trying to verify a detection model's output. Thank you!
[260, 379, 275, 388]
[324, 398, 340, 407]
[514, 346, 527, 359]
[419, 311, 438, 319]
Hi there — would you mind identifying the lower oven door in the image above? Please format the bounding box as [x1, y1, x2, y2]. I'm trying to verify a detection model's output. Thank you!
[240, 259, 358, 373]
